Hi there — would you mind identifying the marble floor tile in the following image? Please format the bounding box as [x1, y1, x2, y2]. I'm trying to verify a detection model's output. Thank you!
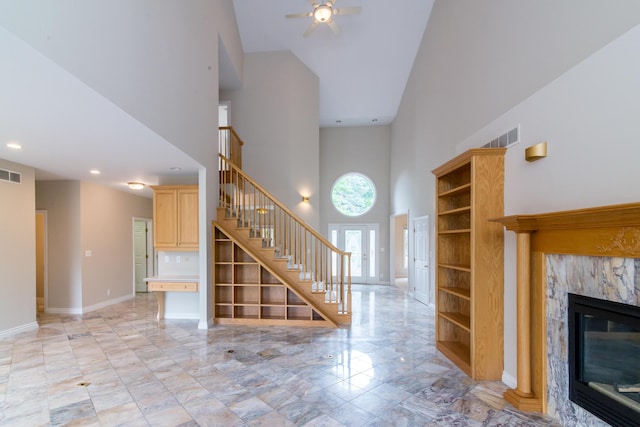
[0, 285, 562, 426]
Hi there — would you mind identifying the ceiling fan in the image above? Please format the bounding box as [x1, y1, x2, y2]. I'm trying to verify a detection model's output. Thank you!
[286, 0, 362, 37]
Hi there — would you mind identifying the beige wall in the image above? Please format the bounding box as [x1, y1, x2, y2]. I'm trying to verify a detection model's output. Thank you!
[35, 180, 82, 311]
[0, 159, 36, 333]
[80, 181, 152, 308]
[221, 50, 320, 228]
[36, 180, 152, 312]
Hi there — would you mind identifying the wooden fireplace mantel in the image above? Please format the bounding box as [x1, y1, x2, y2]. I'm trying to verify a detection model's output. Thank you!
[491, 201, 640, 413]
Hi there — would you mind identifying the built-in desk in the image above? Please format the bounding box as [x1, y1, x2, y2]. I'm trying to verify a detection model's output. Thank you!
[144, 276, 199, 319]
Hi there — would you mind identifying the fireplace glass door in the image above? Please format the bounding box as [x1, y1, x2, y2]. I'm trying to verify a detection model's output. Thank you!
[568, 293, 640, 426]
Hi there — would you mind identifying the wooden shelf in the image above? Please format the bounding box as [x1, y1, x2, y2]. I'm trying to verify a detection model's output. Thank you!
[439, 206, 471, 216]
[432, 148, 504, 380]
[213, 224, 327, 325]
[438, 263, 471, 272]
[439, 183, 472, 198]
[439, 311, 471, 331]
[439, 287, 470, 300]
[438, 229, 471, 235]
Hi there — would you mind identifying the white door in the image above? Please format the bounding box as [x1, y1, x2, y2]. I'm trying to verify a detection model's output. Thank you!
[134, 220, 148, 292]
[413, 215, 430, 305]
[330, 224, 378, 284]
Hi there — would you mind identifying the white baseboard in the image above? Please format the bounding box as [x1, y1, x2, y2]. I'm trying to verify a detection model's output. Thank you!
[83, 294, 134, 313]
[0, 321, 38, 338]
[164, 312, 199, 320]
[198, 318, 214, 329]
[46, 294, 134, 315]
[502, 371, 517, 389]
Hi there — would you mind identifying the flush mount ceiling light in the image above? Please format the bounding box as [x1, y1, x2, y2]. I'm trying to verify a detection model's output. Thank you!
[6, 142, 22, 150]
[128, 182, 145, 190]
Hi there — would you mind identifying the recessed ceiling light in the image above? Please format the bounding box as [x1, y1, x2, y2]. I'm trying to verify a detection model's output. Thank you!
[128, 182, 145, 190]
[6, 142, 22, 149]
[90, 169, 101, 175]
[169, 167, 182, 171]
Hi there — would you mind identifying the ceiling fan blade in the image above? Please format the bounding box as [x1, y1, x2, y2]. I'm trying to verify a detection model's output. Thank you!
[308, 0, 319, 6]
[303, 21, 320, 37]
[328, 19, 341, 36]
[286, 12, 312, 19]
[333, 6, 362, 16]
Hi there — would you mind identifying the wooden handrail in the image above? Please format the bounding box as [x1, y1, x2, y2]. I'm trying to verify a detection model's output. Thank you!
[219, 126, 244, 169]
[219, 126, 244, 146]
[218, 154, 349, 258]
[219, 153, 351, 315]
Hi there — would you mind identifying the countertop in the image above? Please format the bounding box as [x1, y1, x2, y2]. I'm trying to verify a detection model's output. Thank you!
[144, 275, 199, 282]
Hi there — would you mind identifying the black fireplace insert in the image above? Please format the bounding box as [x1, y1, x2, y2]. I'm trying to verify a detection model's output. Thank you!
[568, 293, 640, 427]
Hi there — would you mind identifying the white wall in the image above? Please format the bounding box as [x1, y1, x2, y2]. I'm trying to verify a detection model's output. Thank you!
[221, 50, 320, 228]
[457, 24, 640, 386]
[391, 0, 640, 389]
[320, 126, 391, 283]
[0, 159, 36, 335]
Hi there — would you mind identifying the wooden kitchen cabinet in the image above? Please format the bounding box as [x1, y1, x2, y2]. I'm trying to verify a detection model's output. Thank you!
[151, 185, 198, 250]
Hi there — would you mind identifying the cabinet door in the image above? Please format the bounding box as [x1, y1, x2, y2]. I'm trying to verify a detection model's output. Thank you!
[178, 189, 199, 247]
[154, 190, 177, 248]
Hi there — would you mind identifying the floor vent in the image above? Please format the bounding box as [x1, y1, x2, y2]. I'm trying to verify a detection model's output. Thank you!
[481, 125, 519, 149]
[0, 168, 22, 184]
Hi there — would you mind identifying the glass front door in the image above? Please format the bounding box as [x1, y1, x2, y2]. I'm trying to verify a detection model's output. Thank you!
[329, 224, 378, 284]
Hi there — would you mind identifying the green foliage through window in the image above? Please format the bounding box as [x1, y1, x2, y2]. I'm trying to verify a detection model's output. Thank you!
[331, 173, 376, 216]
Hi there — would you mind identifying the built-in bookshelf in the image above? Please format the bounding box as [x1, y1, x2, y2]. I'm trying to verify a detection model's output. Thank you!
[432, 148, 505, 380]
[213, 226, 325, 325]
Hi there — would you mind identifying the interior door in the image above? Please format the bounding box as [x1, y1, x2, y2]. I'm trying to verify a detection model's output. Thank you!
[134, 220, 148, 292]
[330, 224, 378, 284]
[413, 215, 430, 305]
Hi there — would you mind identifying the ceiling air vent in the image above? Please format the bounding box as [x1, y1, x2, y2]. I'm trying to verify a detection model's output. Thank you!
[482, 125, 519, 149]
[0, 168, 22, 184]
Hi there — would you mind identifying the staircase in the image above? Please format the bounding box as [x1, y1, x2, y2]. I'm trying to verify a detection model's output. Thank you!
[214, 150, 352, 327]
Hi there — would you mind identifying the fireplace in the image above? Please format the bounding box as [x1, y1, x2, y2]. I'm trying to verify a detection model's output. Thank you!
[568, 293, 640, 426]
[492, 202, 640, 419]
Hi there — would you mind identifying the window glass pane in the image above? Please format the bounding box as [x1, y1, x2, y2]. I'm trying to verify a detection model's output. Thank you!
[369, 230, 375, 278]
[345, 230, 362, 276]
[331, 173, 376, 216]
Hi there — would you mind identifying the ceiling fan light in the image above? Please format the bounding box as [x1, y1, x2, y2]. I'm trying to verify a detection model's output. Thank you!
[314, 5, 332, 22]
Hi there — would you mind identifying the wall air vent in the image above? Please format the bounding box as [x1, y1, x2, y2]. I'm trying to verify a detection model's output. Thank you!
[0, 168, 22, 184]
[482, 125, 519, 149]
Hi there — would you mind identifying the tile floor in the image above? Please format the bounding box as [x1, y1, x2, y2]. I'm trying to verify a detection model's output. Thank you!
[0, 285, 561, 426]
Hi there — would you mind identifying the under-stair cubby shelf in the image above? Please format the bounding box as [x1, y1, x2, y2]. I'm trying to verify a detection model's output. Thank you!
[213, 226, 328, 326]
[432, 148, 505, 380]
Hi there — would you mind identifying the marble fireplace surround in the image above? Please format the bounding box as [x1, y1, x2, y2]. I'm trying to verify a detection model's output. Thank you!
[492, 202, 640, 419]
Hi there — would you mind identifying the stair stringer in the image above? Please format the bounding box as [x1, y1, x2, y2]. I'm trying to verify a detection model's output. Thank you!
[213, 219, 342, 327]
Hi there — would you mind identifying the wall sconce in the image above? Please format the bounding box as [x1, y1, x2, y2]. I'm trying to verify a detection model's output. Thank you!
[257, 207, 268, 215]
[301, 196, 310, 203]
[128, 182, 145, 190]
[525, 141, 547, 162]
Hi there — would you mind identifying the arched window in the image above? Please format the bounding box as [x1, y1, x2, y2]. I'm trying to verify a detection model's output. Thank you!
[331, 173, 376, 216]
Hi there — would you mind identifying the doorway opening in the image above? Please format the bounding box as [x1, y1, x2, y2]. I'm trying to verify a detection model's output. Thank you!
[328, 223, 379, 284]
[390, 212, 409, 291]
[133, 218, 154, 293]
[413, 215, 431, 306]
